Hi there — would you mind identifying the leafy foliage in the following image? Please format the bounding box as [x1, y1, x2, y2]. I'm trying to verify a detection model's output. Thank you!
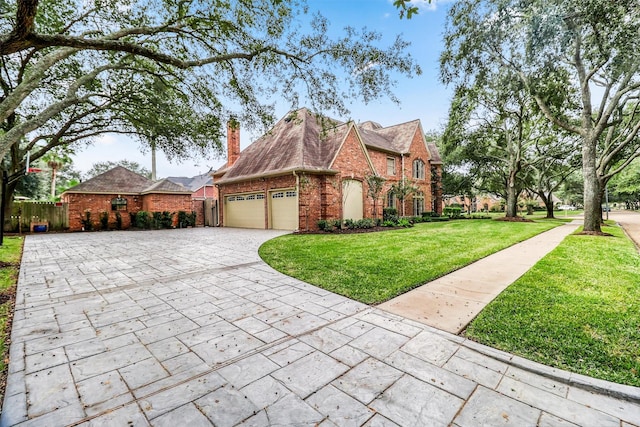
[85, 160, 151, 179]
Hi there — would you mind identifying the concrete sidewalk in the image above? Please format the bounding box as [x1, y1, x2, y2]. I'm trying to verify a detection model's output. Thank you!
[379, 220, 582, 334]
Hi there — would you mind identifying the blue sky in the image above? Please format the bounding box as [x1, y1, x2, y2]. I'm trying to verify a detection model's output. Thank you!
[71, 0, 455, 178]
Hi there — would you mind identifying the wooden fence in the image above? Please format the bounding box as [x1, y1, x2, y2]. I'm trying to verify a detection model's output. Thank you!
[7, 201, 69, 232]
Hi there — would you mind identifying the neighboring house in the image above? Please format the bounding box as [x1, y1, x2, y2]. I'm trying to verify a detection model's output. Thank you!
[167, 172, 216, 200]
[61, 166, 192, 231]
[167, 172, 218, 226]
[213, 108, 443, 231]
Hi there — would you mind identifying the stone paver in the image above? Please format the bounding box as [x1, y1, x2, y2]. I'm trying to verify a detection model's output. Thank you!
[1, 226, 639, 426]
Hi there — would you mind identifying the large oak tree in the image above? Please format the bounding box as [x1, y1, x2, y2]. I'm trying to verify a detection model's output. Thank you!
[0, 0, 421, 222]
[441, 0, 640, 233]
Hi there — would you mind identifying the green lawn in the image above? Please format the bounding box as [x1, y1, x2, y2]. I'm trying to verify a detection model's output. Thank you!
[466, 224, 640, 387]
[259, 219, 563, 304]
[0, 237, 22, 376]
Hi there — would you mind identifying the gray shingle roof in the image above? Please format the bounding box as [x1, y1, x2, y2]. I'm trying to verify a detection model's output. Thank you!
[216, 108, 430, 184]
[166, 173, 213, 191]
[63, 166, 191, 195]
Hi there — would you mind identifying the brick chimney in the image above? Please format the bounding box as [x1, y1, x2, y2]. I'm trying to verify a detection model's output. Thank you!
[227, 118, 240, 167]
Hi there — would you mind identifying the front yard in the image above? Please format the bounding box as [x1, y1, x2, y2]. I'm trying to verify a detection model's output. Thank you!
[0, 237, 22, 401]
[259, 219, 565, 304]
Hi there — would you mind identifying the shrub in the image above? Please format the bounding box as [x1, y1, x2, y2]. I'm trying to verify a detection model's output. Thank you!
[135, 211, 151, 229]
[188, 211, 197, 227]
[382, 220, 397, 227]
[115, 211, 122, 230]
[397, 218, 413, 228]
[99, 211, 109, 230]
[161, 211, 173, 228]
[177, 211, 187, 227]
[331, 219, 342, 230]
[383, 207, 398, 223]
[443, 206, 462, 218]
[355, 218, 375, 229]
[317, 219, 333, 232]
[81, 211, 93, 231]
[344, 218, 356, 229]
[152, 212, 163, 229]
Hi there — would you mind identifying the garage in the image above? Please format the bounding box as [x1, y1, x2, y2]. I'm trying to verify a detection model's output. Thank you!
[224, 193, 265, 228]
[270, 190, 299, 230]
[342, 179, 363, 220]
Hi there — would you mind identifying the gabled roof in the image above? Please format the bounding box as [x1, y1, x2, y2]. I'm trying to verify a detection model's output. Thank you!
[216, 108, 350, 183]
[63, 166, 191, 195]
[215, 108, 434, 184]
[167, 173, 213, 191]
[427, 143, 443, 165]
[63, 166, 153, 194]
[141, 178, 192, 194]
[358, 120, 421, 154]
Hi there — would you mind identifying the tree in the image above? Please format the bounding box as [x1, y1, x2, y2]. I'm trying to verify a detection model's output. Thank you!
[390, 179, 418, 217]
[0, 0, 421, 219]
[441, 0, 640, 233]
[365, 174, 386, 219]
[85, 160, 151, 180]
[41, 149, 70, 198]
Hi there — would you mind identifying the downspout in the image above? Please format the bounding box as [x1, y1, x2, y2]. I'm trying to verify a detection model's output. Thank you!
[293, 171, 302, 231]
[214, 184, 220, 226]
[401, 154, 406, 217]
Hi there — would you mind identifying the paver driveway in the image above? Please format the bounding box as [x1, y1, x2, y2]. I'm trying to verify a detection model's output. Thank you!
[2, 227, 639, 426]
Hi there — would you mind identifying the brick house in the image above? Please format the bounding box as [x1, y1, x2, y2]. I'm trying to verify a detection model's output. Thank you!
[167, 172, 217, 226]
[213, 108, 443, 231]
[61, 166, 193, 231]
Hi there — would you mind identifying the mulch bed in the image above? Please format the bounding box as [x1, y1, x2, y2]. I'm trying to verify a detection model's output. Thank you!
[493, 216, 534, 223]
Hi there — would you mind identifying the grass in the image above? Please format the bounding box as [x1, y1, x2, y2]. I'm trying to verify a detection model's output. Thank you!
[0, 237, 22, 385]
[466, 223, 640, 387]
[259, 219, 563, 304]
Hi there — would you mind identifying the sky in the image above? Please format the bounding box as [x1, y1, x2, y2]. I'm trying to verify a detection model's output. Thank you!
[71, 0, 455, 179]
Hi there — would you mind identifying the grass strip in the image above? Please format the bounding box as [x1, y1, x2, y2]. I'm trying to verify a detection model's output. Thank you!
[466, 224, 640, 387]
[260, 219, 563, 304]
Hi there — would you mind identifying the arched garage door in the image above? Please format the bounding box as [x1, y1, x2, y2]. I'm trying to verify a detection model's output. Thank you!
[270, 190, 299, 230]
[224, 193, 265, 228]
[342, 180, 363, 220]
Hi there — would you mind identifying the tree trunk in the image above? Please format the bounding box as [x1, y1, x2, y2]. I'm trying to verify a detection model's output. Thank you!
[2, 180, 17, 232]
[545, 194, 554, 218]
[582, 135, 602, 233]
[50, 168, 57, 198]
[505, 173, 518, 217]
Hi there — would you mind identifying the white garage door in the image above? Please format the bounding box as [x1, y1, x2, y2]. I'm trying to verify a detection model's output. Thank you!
[270, 190, 299, 230]
[342, 180, 363, 220]
[224, 193, 265, 228]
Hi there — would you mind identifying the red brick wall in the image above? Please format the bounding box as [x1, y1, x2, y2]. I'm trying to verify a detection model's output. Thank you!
[142, 194, 192, 227]
[62, 193, 143, 231]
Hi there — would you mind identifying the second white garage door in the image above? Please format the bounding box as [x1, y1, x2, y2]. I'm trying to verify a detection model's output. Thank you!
[224, 193, 265, 228]
[270, 190, 299, 230]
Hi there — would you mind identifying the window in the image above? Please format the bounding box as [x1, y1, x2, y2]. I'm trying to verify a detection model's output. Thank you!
[386, 190, 395, 208]
[386, 157, 396, 175]
[111, 197, 127, 211]
[413, 192, 425, 216]
[286, 191, 297, 198]
[413, 159, 425, 180]
[236, 196, 245, 201]
[228, 196, 236, 202]
[272, 192, 284, 199]
[246, 195, 255, 200]
[256, 194, 265, 200]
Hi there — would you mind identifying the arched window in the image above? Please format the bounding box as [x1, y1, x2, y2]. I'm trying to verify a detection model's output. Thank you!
[413, 159, 425, 179]
[386, 190, 396, 209]
[111, 197, 127, 211]
[413, 192, 425, 216]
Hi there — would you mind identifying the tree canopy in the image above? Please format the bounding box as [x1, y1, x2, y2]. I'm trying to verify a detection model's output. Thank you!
[441, 0, 640, 232]
[0, 0, 421, 224]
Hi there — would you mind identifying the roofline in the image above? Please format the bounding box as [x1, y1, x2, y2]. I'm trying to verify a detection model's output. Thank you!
[61, 191, 142, 196]
[215, 167, 338, 185]
[139, 190, 193, 195]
